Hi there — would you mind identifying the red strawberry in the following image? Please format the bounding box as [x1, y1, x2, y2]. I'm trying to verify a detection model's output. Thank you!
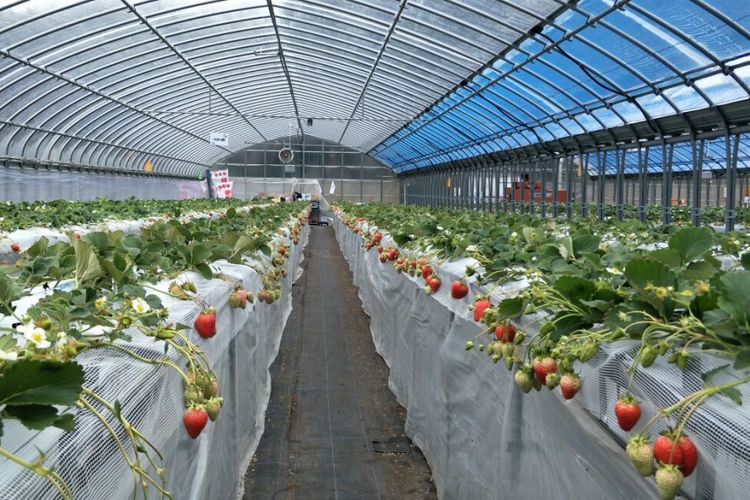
[676, 436, 698, 476]
[74, 231, 81, 240]
[451, 280, 469, 299]
[654, 434, 684, 465]
[279, 246, 287, 256]
[377, 245, 383, 253]
[532, 356, 557, 384]
[494, 323, 516, 343]
[387, 249, 399, 261]
[10, 242, 20, 253]
[183, 405, 209, 438]
[379, 253, 387, 263]
[614, 395, 642, 431]
[195, 308, 217, 338]
[373, 232, 382, 243]
[366, 242, 373, 251]
[473, 299, 491, 322]
[428, 275, 441, 292]
[421, 265, 433, 280]
[559, 373, 581, 400]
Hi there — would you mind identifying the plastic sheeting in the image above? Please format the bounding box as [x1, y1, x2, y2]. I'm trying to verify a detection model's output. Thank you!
[0, 216, 310, 500]
[334, 216, 750, 500]
[0, 167, 206, 202]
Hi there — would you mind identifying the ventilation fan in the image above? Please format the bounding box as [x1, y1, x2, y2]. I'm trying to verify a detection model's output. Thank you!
[278, 147, 294, 163]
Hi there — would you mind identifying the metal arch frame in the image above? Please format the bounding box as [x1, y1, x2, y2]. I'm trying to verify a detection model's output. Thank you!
[380, 0, 750, 170]
[373, 0, 637, 159]
[119, 0, 267, 141]
[0, 49, 232, 157]
[383, 54, 750, 170]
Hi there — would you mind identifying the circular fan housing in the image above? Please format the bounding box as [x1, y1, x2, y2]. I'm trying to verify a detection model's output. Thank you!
[278, 148, 294, 163]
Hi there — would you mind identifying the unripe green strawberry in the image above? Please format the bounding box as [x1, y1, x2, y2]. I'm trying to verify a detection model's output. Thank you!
[655, 464, 683, 500]
[205, 397, 224, 421]
[578, 341, 598, 362]
[641, 345, 658, 367]
[626, 435, 654, 476]
[501, 343, 515, 358]
[183, 385, 203, 405]
[503, 357, 514, 370]
[532, 377, 543, 391]
[491, 354, 501, 364]
[514, 370, 533, 393]
[545, 372, 560, 389]
[229, 291, 244, 309]
[465, 341, 474, 350]
[514, 331, 526, 345]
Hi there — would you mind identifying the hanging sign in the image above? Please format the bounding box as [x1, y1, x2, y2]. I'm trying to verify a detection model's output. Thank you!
[329, 180, 336, 195]
[446, 176, 452, 188]
[214, 181, 234, 199]
[145, 160, 153, 173]
[210, 132, 228, 147]
[211, 169, 229, 183]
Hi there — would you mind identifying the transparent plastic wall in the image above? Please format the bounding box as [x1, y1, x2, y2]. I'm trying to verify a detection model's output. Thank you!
[0, 167, 206, 202]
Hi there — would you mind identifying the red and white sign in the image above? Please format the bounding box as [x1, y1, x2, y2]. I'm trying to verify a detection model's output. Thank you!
[211, 170, 229, 184]
[215, 181, 234, 199]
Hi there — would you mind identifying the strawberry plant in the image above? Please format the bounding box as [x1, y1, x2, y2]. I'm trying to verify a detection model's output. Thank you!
[0, 200, 310, 497]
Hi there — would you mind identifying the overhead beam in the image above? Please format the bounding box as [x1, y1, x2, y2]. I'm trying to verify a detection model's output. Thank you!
[265, 0, 305, 137]
[337, 0, 408, 144]
[120, 0, 268, 142]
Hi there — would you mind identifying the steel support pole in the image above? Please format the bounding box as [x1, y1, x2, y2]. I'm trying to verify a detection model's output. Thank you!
[691, 137, 705, 226]
[725, 133, 739, 231]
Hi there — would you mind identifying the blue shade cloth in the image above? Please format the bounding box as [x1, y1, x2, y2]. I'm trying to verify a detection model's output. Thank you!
[374, 0, 750, 173]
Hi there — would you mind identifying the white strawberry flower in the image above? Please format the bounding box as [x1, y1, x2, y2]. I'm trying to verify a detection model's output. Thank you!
[131, 297, 151, 314]
[80, 324, 112, 338]
[95, 296, 107, 309]
[606, 267, 623, 275]
[0, 349, 18, 361]
[55, 331, 67, 349]
[17, 323, 51, 349]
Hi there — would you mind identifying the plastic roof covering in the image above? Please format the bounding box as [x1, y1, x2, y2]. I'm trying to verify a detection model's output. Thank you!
[0, 0, 563, 177]
[373, 0, 750, 174]
[581, 133, 750, 175]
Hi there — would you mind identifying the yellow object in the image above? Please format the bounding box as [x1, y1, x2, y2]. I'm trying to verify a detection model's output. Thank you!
[145, 160, 153, 173]
[577, 160, 582, 177]
[447, 176, 452, 188]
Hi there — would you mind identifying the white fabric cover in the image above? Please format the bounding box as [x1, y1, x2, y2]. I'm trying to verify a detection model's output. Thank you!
[334, 216, 750, 500]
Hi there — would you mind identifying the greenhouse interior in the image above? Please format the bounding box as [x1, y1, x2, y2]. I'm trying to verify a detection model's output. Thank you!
[1, 1, 750, 499]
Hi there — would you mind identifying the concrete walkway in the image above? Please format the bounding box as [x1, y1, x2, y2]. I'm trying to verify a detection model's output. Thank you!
[243, 226, 436, 500]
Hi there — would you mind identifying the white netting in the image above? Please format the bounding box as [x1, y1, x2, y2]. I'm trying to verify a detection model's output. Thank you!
[0, 167, 206, 202]
[334, 216, 750, 500]
[0, 217, 310, 499]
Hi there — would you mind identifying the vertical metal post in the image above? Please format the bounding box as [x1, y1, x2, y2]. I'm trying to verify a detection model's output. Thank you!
[540, 158, 548, 218]
[359, 151, 364, 203]
[691, 137, 704, 226]
[552, 157, 560, 218]
[581, 152, 589, 218]
[597, 149, 606, 221]
[566, 155, 573, 219]
[725, 133, 739, 231]
[510, 161, 517, 213]
[500, 162, 511, 212]
[662, 142, 673, 225]
[616, 148, 625, 220]
[638, 145, 647, 223]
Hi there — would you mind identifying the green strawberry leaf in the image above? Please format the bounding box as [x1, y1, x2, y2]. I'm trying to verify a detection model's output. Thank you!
[720, 387, 743, 406]
[668, 226, 714, 264]
[73, 239, 103, 286]
[0, 360, 84, 406]
[701, 364, 729, 382]
[717, 271, 750, 326]
[625, 258, 676, 291]
[1, 404, 75, 432]
[496, 297, 524, 318]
